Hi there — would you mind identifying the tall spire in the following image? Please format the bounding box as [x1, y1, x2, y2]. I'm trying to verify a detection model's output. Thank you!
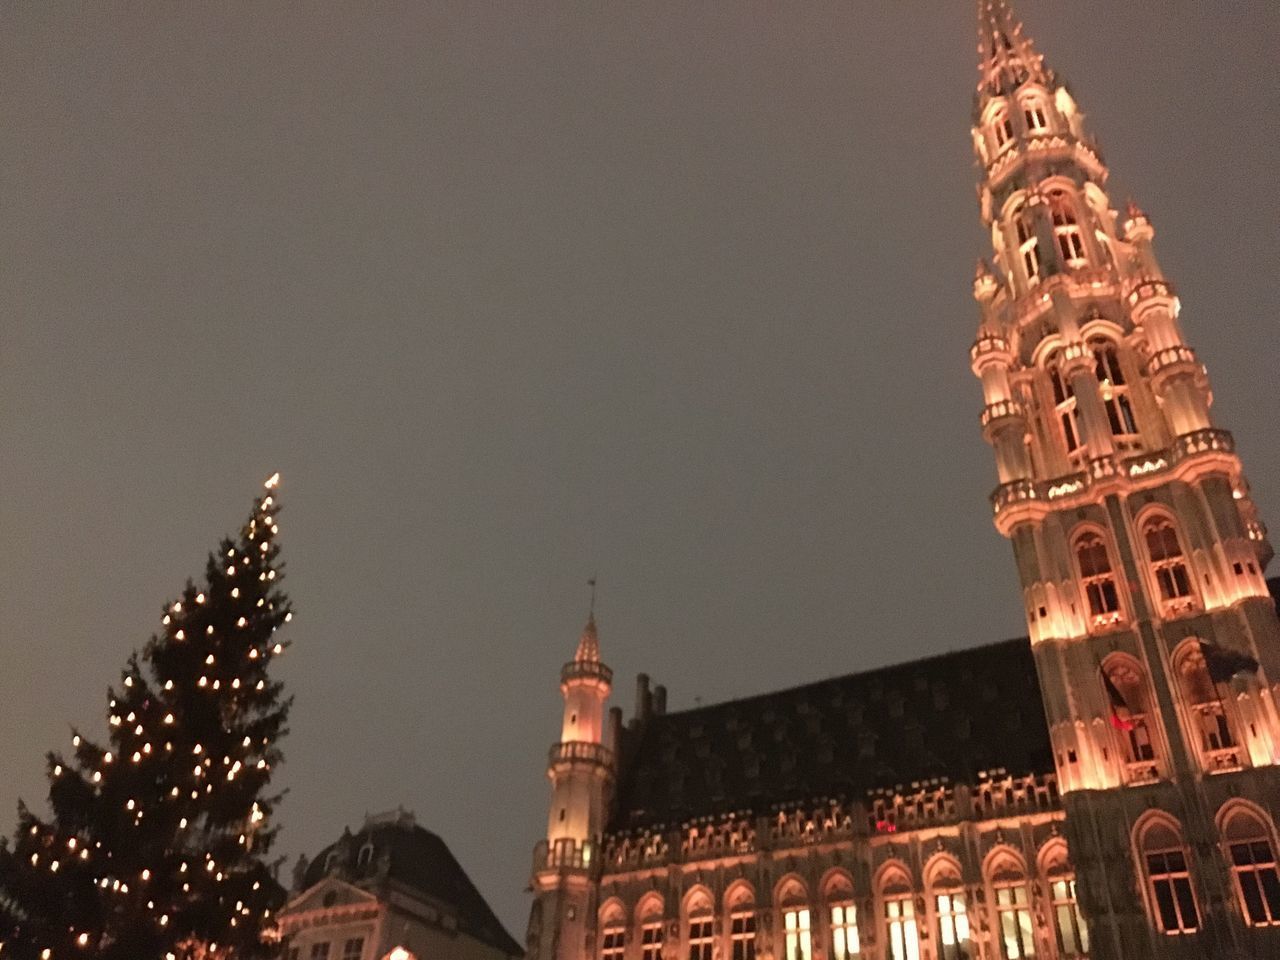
[977, 0, 1050, 97]
[574, 613, 600, 664]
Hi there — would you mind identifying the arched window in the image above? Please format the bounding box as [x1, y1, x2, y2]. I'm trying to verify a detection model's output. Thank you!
[778, 880, 812, 960]
[1102, 657, 1158, 780]
[356, 842, 375, 868]
[823, 872, 859, 960]
[992, 109, 1015, 150]
[1075, 533, 1121, 624]
[1144, 517, 1194, 606]
[726, 884, 757, 960]
[987, 856, 1034, 959]
[1047, 358, 1081, 456]
[1221, 806, 1280, 927]
[601, 902, 626, 960]
[927, 859, 971, 960]
[1023, 99, 1049, 133]
[1089, 340, 1139, 440]
[879, 866, 920, 960]
[1049, 191, 1087, 265]
[1174, 642, 1237, 767]
[1040, 843, 1088, 959]
[1015, 210, 1041, 283]
[637, 896, 665, 960]
[686, 891, 714, 960]
[1137, 817, 1199, 934]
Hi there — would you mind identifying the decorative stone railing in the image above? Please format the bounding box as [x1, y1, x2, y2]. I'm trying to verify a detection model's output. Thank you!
[980, 400, 1028, 430]
[1145, 345, 1198, 378]
[1125, 277, 1174, 308]
[562, 659, 614, 685]
[548, 741, 614, 768]
[533, 838, 595, 873]
[1171, 428, 1234, 463]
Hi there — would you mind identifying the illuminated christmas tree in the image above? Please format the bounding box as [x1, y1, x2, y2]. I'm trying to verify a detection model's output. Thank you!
[0, 476, 294, 960]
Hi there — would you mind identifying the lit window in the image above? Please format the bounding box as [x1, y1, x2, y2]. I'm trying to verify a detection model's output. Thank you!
[1144, 518, 1193, 604]
[884, 896, 920, 960]
[731, 910, 756, 960]
[1222, 810, 1280, 926]
[641, 921, 664, 960]
[1024, 102, 1048, 132]
[1015, 212, 1041, 283]
[1103, 659, 1158, 776]
[993, 883, 1035, 958]
[1076, 534, 1121, 622]
[934, 891, 971, 960]
[1090, 341, 1138, 439]
[1049, 876, 1089, 957]
[688, 915, 713, 960]
[783, 908, 812, 960]
[311, 944, 331, 960]
[1139, 821, 1199, 934]
[342, 939, 364, 960]
[602, 925, 626, 960]
[830, 903, 860, 960]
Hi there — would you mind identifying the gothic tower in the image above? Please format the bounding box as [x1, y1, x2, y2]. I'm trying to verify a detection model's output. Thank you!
[527, 616, 615, 960]
[969, 1, 1280, 957]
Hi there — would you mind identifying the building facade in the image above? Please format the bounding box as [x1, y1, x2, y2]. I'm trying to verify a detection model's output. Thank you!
[280, 809, 521, 960]
[527, 3, 1280, 960]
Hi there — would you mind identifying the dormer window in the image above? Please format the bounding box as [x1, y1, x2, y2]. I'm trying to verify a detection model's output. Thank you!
[357, 842, 375, 868]
[1024, 101, 1049, 132]
[992, 109, 1015, 150]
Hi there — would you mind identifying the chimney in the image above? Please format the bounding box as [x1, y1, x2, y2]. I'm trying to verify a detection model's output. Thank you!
[636, 673, 652, 724]
[608, 706, 623, 751]
[653, 684, 668, 716]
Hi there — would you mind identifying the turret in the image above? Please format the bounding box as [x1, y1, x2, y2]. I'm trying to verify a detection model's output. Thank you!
[527, 615, 615, 960]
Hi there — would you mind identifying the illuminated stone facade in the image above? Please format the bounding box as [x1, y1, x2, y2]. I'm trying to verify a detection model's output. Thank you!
[526, 3, 1280, 960]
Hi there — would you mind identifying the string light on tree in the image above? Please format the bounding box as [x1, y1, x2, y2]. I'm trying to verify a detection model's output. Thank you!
[0, 474, 296, 960]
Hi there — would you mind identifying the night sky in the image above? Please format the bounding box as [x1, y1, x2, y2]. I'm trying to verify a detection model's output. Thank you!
[2, 0, 1277, 939]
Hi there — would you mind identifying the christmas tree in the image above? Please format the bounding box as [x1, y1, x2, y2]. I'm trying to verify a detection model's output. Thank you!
[0, 475, 295, 960]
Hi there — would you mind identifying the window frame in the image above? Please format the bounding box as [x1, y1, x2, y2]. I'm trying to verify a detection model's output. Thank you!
[1075, 531, 1123, 627]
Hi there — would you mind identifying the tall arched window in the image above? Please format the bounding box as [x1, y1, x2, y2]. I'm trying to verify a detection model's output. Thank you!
[879, 865, 920, 960]
[1137, 817, 1199, 935]
[1143, 517, 1194, 607]
[685, 890, 714, 960]
[1102, 657, 1159, 781]
[1220, 806, 1280, 927]
[1075, 532, 1121, 624]
[778, 879, 812, 960]
[1174, 642, 1237, 768]
[636, 896, 665, 960]
[1040, 843, 1088, 959]
[1089, 340, 1139, 440]
[1047, 358, 1081, 457]
[726, 884, 757, 960]
[1049, 191, 1087, 265]
[823, 873, 860, 960]
[987, 855, 1035, 959]
[1015, 210, 1041, 283]
[600, 902, 626, 960]
[927, 859, 971, 960]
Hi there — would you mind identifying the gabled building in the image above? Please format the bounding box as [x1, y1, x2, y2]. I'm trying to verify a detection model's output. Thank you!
[281, 809, 521, 960]
[526, 3, 1280, 960]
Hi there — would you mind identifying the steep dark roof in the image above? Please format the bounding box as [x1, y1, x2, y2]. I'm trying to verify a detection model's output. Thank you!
[305, 818, 522, 957]
[610, 637, 1052, 831]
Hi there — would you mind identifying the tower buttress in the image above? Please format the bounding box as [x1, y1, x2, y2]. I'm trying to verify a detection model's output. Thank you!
[969, 0, 1280, 955]
[527, 616, 614, 960]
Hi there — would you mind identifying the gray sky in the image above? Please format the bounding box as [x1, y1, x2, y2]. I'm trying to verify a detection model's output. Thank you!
[2, 0, 1277, 938]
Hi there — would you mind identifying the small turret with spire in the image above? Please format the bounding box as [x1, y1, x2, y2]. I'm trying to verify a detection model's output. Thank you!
[527, 593, 616, 960]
